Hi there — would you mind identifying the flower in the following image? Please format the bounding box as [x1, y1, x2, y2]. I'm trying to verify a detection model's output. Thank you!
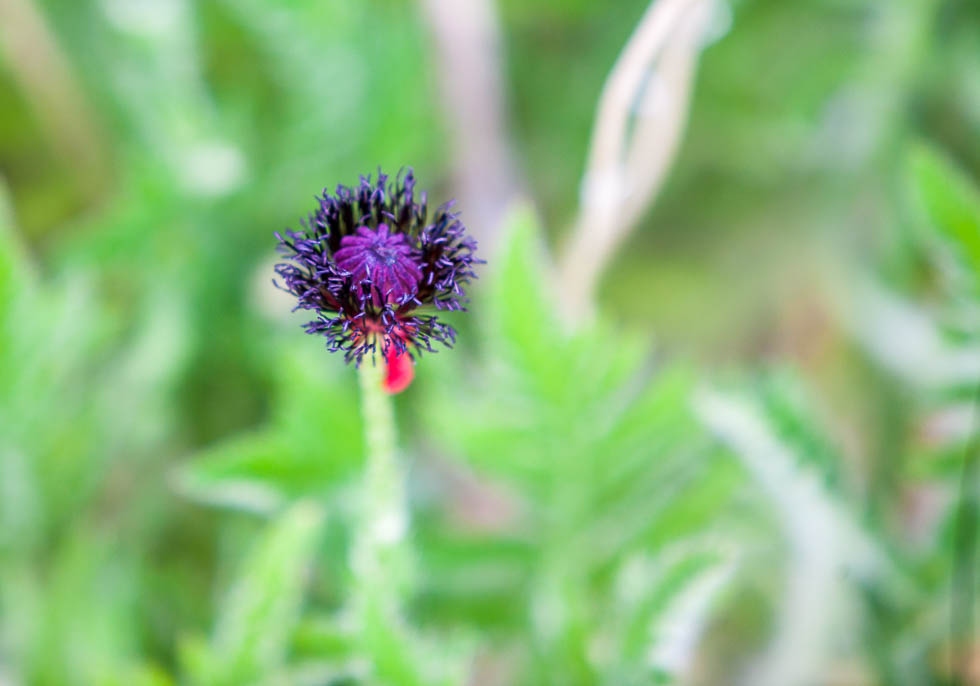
[274, 169, 481, 368]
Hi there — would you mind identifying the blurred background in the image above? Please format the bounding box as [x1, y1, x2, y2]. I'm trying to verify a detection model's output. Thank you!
[1, 0, 980, 684]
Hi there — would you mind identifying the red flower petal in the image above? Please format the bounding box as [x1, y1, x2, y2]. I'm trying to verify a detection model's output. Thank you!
[382, 348, 415, 394]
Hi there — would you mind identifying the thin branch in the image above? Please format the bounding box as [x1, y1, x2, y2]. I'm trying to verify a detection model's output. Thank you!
[558, 0, 716, 322]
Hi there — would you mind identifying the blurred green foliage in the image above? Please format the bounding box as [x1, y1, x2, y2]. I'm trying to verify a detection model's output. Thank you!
[1, 0, 980, 685]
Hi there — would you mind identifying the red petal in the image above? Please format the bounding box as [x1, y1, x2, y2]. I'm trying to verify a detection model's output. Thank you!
[382, 348, 415, 394]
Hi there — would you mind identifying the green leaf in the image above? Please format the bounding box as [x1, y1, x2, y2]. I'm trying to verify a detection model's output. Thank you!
[0, 183, 24, 296]
[124, 663, 178, 686]
[910, 144, 980, 288]
[612, 544, 733, 682]
[176, 634, 216, 686]
[490, 203, 569, 402]
[6, 532, 142, 686]
[0, 181, 33, 387]
[693, 387, 902, 686]
[174, 432, 292, 513]
[206, 500, 324, 685]
[175, 343, 364, 512]
[291, 616, 358, 661]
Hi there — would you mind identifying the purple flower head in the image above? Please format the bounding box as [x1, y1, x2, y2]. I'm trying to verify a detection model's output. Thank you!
[274, 169, 482, 364]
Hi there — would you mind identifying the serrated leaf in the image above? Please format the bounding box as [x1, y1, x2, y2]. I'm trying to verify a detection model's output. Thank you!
[176, 344, 363, 511]
[207, 500, 324, 686]
[694, 388, 896, 686]
[609, 543, 733, 683]
[645, 559, 732, 678]
[910, 144, 980, 288]
[490, 203, 570, 402]
[694, 388, 881, 575]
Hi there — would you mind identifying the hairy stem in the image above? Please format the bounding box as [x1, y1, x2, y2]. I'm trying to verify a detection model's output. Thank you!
[354, 361, 407, 594]
[353, 361, 425, 684]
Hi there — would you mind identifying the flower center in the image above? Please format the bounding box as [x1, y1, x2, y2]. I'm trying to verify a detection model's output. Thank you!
[368, 243, 402, 267]
[334, 224, 423, 303]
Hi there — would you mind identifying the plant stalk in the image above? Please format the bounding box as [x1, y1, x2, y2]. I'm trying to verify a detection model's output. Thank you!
[354, 359, 409, 602]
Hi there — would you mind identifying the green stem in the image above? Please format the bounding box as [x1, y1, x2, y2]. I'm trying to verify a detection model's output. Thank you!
[354, 360, 407, 585]
[353, 361, 424, 685]
[355, 360, 406, 598]
[359, 360, 402, 526]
